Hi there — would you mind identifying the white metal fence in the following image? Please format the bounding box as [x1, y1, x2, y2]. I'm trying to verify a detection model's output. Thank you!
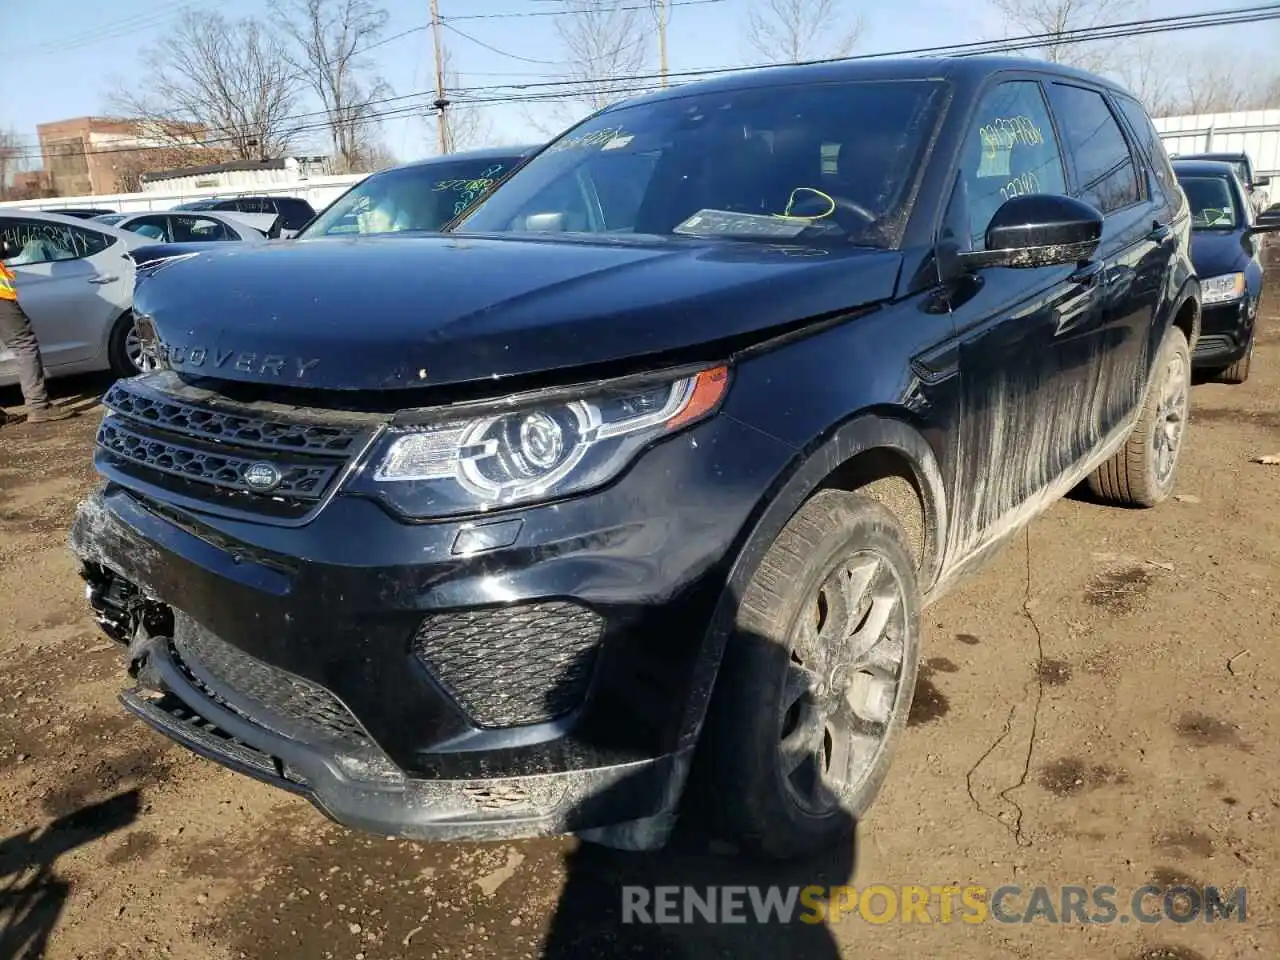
[1153, 108, 1280, 178]
[0, 174, 365, 216]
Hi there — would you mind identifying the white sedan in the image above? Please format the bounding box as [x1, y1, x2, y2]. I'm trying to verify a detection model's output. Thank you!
[113, 209, 277, 242]
[1, 211, 151, 385]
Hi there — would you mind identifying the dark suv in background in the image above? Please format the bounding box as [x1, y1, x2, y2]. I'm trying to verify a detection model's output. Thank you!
[173, 195, 318, 236]
[72, 56, 1198, 859]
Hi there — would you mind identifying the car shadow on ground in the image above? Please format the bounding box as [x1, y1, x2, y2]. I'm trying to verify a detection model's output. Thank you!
[542, 815, 856, 959]
[0, 790, 140, 958]
[540, 621, 860, 958]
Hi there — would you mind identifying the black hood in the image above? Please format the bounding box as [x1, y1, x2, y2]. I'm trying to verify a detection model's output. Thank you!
[135, 233, 902, 391]
[1189, 230, 1249, 279]
[131, 240, 272, 268]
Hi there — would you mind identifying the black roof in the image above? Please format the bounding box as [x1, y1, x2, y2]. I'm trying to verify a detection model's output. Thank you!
[607, 54, 1127, 112]
[395, 145, 541, 172]
[1175, 151, 1248, 162]
[1171, 159, 1241, 178]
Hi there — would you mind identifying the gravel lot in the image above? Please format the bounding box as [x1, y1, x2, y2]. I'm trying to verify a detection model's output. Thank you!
[2, 258, 1278, 959]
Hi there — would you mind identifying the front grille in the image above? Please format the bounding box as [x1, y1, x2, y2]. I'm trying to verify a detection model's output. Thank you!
[102, 381, 364, 454]
[174, 621, 369, 745]
[98, 377, 381, 522]
[412, 601, 605, 728]
[99, 419, 339, 498]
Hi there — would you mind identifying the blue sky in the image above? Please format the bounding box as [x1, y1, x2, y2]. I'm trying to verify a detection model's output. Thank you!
[1, 0, 1276, 169]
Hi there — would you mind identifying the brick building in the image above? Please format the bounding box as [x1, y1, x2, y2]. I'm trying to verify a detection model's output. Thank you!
[36, 117, 207, 196]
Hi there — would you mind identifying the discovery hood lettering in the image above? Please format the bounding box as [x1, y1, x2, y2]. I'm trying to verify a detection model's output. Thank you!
[135, 234, 903, 391]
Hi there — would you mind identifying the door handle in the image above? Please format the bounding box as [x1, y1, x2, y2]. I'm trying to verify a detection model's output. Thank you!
[1147, 221, 1172, 242]
[88, 275, 118, 284]
[1069, 260, 1103, 285]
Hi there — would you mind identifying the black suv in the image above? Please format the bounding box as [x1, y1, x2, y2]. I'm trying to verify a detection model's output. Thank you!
[173, 195, 317, 235]
[72, 56, 1199, 859]
[1173, 151, 1271, 216]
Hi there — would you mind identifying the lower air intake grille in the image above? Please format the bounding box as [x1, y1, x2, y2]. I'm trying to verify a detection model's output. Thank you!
[174, 622, 368, 745]
[411, 601, 605, 728]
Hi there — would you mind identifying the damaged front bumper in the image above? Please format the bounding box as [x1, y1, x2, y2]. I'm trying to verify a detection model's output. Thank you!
[68, 404, 791, 847]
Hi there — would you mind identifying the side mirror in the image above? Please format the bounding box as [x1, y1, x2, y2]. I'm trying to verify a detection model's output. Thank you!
[961, 194, 1103, 270]
[1254, 175, 1270, 188]
[1248, 210, 1280, 234]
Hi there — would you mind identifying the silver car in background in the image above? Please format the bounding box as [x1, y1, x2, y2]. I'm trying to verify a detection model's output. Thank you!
[0, 211, 150, 386]
[113, 209, 279, 242]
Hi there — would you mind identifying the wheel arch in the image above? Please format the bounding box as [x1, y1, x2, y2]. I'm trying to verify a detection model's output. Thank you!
[677, 412, 947, 750]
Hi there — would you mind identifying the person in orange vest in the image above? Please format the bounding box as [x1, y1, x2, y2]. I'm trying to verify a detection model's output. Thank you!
[1, 235, 73, 426]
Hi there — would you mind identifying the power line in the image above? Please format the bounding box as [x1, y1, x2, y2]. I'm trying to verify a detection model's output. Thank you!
[8, 4, 1278, 166]
[443, 0, 725, 20]
[441, 22, 568, 65]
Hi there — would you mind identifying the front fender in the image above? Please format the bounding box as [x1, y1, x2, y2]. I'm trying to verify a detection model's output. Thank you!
[676, 411, 947, 751]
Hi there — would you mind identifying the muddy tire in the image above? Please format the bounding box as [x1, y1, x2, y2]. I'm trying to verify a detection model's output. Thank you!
[1217, 335, 1253, 385]
[1088, 326, 1190, 507]
[701, 490, 921, 860]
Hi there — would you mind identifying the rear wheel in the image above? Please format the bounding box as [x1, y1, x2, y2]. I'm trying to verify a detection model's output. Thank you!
[1088, 326, 1190, 507]
[702, 490, 921, 859]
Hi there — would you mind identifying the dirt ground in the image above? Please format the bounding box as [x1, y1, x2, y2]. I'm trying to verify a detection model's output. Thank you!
[2, 261, 1279, 960]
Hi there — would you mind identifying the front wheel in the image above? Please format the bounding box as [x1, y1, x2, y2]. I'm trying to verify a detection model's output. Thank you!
[701, 490, 921, 859]
[107, 312, 144, 377]
[1218, 332, 1254, 385]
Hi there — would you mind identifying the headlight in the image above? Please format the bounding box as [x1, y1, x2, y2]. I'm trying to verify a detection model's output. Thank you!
[364, 365, 730, 517]
[1201, 272, 1245, 305]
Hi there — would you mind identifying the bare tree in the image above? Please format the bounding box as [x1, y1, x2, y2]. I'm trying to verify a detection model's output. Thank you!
[525, 0, 651, 135]
[989, 0, 1138, 73]
[1111, 41, 1175, 116]
[1176, 55, 1251, 115]
[110, 11, 300, 160]
[0, 130, 23, 201]
[743, 0, 863, 64]
[272, 0, 391, 174]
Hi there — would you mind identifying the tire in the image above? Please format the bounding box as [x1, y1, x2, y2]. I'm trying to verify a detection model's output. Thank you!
[107, 312, 142, 377]
[701, 490, 921, 860]
[1087, 325, 1190, 507]
[1218, 334, 1253, 385]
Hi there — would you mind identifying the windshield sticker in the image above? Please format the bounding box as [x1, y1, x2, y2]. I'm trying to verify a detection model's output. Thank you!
[601, 134, 634, 151]
[674, 209, 809, 239]
[546, 126, 630, 154]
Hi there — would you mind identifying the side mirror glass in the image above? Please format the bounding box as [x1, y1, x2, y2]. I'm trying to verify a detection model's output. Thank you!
[1254, 175, 1270, 188]
[961, 194, 1104, 270]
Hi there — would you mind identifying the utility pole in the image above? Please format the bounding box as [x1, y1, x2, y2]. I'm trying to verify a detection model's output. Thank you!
[430, 0, 451, 154]
[656, 0, 669, 88]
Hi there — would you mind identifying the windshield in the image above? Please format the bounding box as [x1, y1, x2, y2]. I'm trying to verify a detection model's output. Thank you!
[456, 80, 946, 248]
[1179, 176, 1239, 229]
[299, 156, 523, 238]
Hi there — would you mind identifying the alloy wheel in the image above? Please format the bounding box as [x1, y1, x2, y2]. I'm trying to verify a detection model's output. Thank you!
[777, 549, 910, 815]
[1153, 350, 1189, 486]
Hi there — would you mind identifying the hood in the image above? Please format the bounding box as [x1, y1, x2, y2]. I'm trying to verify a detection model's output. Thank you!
[131, 240, 271, 267]
[1189, 230, 1249, 279]
[135, 233, 902, 391]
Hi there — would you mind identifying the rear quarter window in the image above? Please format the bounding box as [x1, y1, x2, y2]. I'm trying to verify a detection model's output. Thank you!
[1114, 96, 1182, 213]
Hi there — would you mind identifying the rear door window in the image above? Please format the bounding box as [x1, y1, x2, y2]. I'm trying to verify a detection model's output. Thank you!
[172, 215, 236, 242]
[1046, 83, 1142, 214]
